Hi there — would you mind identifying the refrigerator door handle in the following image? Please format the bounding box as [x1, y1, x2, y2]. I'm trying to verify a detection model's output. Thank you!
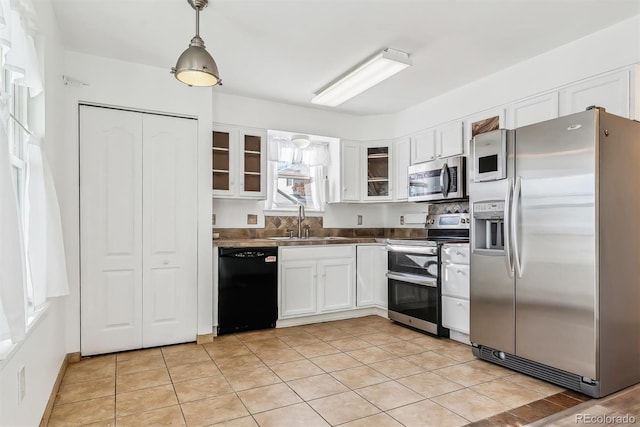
[504, 177, 514, 277]
[512, 176, 523, 278]
[440, 163, 450, 198]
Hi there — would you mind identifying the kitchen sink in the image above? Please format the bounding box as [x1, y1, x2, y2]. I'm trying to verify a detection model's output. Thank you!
[267, 236, 350, 241]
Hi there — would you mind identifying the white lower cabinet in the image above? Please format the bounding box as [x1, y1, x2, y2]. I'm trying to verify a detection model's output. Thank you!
[442, 296, 470, 334]
[280, 261, 317, 317]
[319, 260, 354, 311]
[279, 245, 355, 319]
[356, 245, 388, 308]
[441, 243, 470, 342]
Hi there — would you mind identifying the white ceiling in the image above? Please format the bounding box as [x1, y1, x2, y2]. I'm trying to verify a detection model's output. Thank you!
[50, 0, 639, 115]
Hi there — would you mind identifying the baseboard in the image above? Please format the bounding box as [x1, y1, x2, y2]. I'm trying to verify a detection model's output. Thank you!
[276, 307, 388, 328]
[196, 333, 214, 344]
[67, 352, 81, 363]
[39, 352, 77, 427]
[449, 330, 470, 345]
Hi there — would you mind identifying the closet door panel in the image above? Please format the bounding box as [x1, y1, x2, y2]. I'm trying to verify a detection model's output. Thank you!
[80, 106, 143, 355]
[142, 114, 198, 347]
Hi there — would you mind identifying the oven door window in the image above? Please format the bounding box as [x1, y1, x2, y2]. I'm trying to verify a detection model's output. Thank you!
[388, 251, 438, 279]
[409, 169, 442, 198]
[388, 279, 438, 325]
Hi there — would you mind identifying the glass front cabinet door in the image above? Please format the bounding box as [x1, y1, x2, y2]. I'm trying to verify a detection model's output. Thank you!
[363, 141, 392, 201]
[212, 125, 266, 199]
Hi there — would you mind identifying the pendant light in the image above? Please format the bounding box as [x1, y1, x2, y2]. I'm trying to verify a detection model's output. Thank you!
[171, 0, 221, 87]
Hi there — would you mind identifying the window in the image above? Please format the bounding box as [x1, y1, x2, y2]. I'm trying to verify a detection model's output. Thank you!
[4, 69, 28, 213]
[265, 130, 337, 212]
[2, 65, 34, 316]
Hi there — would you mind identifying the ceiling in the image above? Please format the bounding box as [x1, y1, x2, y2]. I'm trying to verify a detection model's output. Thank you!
[50, 0, 639, 116]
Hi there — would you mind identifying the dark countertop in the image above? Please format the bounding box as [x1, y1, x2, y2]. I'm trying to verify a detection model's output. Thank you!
[213, 237, 385, 247]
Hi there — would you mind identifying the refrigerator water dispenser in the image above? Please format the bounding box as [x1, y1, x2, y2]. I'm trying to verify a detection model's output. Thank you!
[473, 201, 505, 251]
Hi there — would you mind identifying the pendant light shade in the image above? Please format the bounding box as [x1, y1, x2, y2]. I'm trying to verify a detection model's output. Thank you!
[171, 0, 221, 87]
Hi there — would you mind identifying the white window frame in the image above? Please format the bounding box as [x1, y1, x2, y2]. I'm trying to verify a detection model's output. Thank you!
[3, 68, 35, 316]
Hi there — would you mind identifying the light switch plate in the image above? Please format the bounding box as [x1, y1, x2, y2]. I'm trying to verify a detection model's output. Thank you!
[357, 215, 363, 225]
[212, 214, 216, 225]
[247, 214, 258, 225]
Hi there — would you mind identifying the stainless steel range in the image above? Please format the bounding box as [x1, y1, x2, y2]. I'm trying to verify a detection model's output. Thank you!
[386, 212, 469, 336]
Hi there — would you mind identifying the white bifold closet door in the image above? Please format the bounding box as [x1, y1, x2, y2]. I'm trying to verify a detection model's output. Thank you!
[80, 105, 197, 355]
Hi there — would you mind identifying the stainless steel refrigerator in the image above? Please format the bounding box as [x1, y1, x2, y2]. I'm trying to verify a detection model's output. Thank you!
[469, 108, 640, 398]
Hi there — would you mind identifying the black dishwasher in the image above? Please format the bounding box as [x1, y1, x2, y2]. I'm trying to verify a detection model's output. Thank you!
[218, 247, 278, 335]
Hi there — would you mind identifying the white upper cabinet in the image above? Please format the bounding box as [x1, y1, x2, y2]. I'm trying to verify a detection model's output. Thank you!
[393, 136, 411, 201]
[410, 129, 436, 164]
[507, 92, 560, 129]
[363, 140, 392, 201]
[463, 108, 506, 154]
[212, 124, 267, 199]
[341, 140, 362, 202]
[437, 121, 465, 159]
[411, 121, 464, 165]
[560, 69, 630, 118]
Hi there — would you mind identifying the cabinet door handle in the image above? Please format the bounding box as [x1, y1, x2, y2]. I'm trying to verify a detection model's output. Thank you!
[457, 302, 463, 306]
[457, 270, 463, 274]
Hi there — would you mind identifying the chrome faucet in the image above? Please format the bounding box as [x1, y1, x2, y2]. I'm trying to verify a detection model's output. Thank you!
[297, 204, 306, 238]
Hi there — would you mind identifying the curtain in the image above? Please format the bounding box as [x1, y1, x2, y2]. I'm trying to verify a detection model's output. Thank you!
[267, 135, 331, 211]
[0, 0, 53, 346]
[24, 136, 69, 301]
[0, 115, 26, 342]
[268, 137, 331, 167]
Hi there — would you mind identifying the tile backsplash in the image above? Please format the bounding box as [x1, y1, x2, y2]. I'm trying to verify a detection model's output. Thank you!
[428, 201, 470, 215]
[214, 215, 427, 240]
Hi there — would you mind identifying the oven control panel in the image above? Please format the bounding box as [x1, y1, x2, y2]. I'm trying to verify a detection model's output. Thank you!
[426, 213, 471, 228]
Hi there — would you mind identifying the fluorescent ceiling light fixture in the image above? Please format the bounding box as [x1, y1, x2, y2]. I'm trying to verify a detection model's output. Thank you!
[311, 48, 411, 107]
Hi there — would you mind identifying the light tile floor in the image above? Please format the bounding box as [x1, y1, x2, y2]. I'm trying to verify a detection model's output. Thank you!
[48, 316, 571, 426]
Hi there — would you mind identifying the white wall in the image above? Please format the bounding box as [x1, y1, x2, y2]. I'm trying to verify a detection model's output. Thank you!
[393, 15, 640, 136]
[59, 51, 214, 352]
[213, 16, 640, 230]
[0, 303, 67, 427]
[0, 1, 68, 425]
[212, 92, 395, 141]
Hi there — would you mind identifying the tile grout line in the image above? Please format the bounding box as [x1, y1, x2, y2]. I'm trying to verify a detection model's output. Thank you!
[54, 318, 591, 426]
[165, 345, 196, 426]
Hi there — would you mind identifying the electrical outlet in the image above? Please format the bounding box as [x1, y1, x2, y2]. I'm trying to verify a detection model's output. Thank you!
[400, 215, 405, 225]
[357, 215, 363, 225]
[247, 214, 258, 225]
[17, 365, 25, 404]
[212, 214, 216, 225]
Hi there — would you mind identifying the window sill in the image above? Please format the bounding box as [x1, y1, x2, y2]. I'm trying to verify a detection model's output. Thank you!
[0, 302, 51, 367]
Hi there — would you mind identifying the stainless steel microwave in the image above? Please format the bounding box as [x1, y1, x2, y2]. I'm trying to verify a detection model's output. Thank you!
[408, 156, 467, 202]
